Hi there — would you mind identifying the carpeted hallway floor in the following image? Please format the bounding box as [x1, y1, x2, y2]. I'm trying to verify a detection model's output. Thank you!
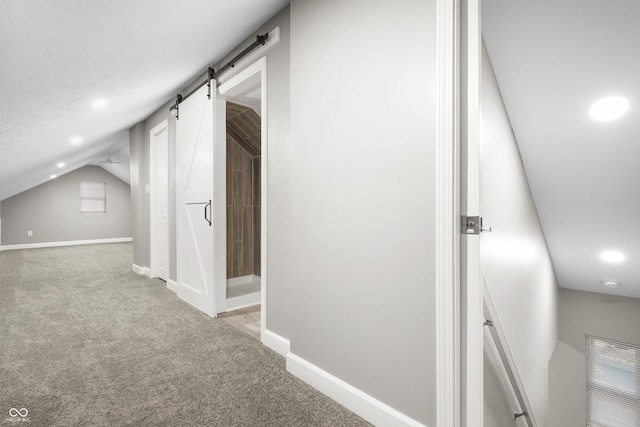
[0, 243, 371, 426]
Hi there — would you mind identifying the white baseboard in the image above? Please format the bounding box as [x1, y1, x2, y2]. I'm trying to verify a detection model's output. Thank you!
[286, 353, 426, 427]
[132, 263, 152, 278]
[227, 274, 260, 286]
[0, 237, 133, 251]
[261, 329, 290, 357]
[225, 292, 261, 312]
[132, 267, 177, 296]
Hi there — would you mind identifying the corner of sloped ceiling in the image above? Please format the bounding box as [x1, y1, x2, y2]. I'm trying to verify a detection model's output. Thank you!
[226, 101, 261, 157]
[96, 163, 131, 185]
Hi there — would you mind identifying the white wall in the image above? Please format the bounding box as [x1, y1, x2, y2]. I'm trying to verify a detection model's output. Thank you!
[288, 0, 437, 424]
[484, 355, 518, 426]
[481, 43, 559, 426]
[549, 288, 640, 427]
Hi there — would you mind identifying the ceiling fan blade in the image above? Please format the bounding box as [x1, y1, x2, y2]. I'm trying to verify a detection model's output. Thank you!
[98, 159, 119, 164]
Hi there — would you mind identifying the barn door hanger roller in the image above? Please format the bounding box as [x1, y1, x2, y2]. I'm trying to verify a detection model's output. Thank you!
[169, 33, 269, 117]
[207, 67, 215, 99]
[172, 94, 183, 119]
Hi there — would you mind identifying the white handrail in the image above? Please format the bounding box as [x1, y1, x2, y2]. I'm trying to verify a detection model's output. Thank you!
[483, 279, 537, 427]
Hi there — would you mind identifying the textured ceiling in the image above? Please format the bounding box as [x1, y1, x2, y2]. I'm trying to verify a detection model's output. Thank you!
[0, 0, 288, 201]
[483, 0, 640, 298]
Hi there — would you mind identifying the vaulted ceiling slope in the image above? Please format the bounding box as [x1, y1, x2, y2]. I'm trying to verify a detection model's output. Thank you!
[483, 0, 640, 298]
[227, 102, 261, 157]
[0, 0, 288, 201]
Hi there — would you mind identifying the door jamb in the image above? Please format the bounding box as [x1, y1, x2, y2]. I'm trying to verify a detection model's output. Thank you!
[460, 0, 484, 425]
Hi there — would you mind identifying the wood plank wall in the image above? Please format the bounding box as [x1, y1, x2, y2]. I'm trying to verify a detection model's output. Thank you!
[226, 102, 261, 279]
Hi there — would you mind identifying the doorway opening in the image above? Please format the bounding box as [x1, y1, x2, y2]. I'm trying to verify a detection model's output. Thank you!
[216, 57, 268, 341]
[224, 100, 261, 311]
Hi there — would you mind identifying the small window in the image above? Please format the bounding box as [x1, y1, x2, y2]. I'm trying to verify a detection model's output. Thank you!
[586, 335, 639, 427]
[80, 181, 106, 213]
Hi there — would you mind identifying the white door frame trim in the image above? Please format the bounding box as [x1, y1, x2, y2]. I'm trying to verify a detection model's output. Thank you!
[149, 119, 169, 281]
[436, 0, 461, 426]
[218, 56, 269, 342]
[437, 0, 484, 425]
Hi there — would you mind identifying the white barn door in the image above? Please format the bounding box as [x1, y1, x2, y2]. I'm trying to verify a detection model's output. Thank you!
[176, 83, 217, 317]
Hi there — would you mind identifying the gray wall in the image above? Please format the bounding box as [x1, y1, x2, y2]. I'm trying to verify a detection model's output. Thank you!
[549, 288, 640, 427]
[1, 165, 131, 246]
[481, 43, 559, 425]
[289, 0, 437, 424]
[130, 122, 151, 272]
[129, 6, 290, 308]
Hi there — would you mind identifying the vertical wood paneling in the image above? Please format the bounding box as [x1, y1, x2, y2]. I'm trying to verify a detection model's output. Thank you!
[242, 206, 253, 276]
[226, 137, 233, 206]
[226, 205, 233, 276]
[231, 172, 243, 241]
[232, 241, 243, 277]
[253, 157, 261, 207]
[226, 103, 261, 279]
[253, 156, 261, 276]
[254, 204, 261, 276]
[242, 150, 253, 207]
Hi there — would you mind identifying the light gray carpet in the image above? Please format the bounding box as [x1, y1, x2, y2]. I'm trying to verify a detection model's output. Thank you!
[0, 243, 371, 427]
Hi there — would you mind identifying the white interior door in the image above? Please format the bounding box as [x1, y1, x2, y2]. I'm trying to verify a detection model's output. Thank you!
[176, 83, 217, 317]
[151, 120, 169, 281]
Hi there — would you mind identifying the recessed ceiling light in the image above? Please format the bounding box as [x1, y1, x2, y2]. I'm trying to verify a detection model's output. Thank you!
[603, 280, 619, 289]
[70, 137, 83, 145]
[600, 250, 625, 263]
[57, 162, 65, 168]
[50, 174, 57, 179]
[589, 96, 629, 121]
[91, 99, 108, 109]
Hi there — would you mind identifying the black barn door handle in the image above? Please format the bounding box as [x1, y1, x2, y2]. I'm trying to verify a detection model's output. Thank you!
[204, 200, 212, 226]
